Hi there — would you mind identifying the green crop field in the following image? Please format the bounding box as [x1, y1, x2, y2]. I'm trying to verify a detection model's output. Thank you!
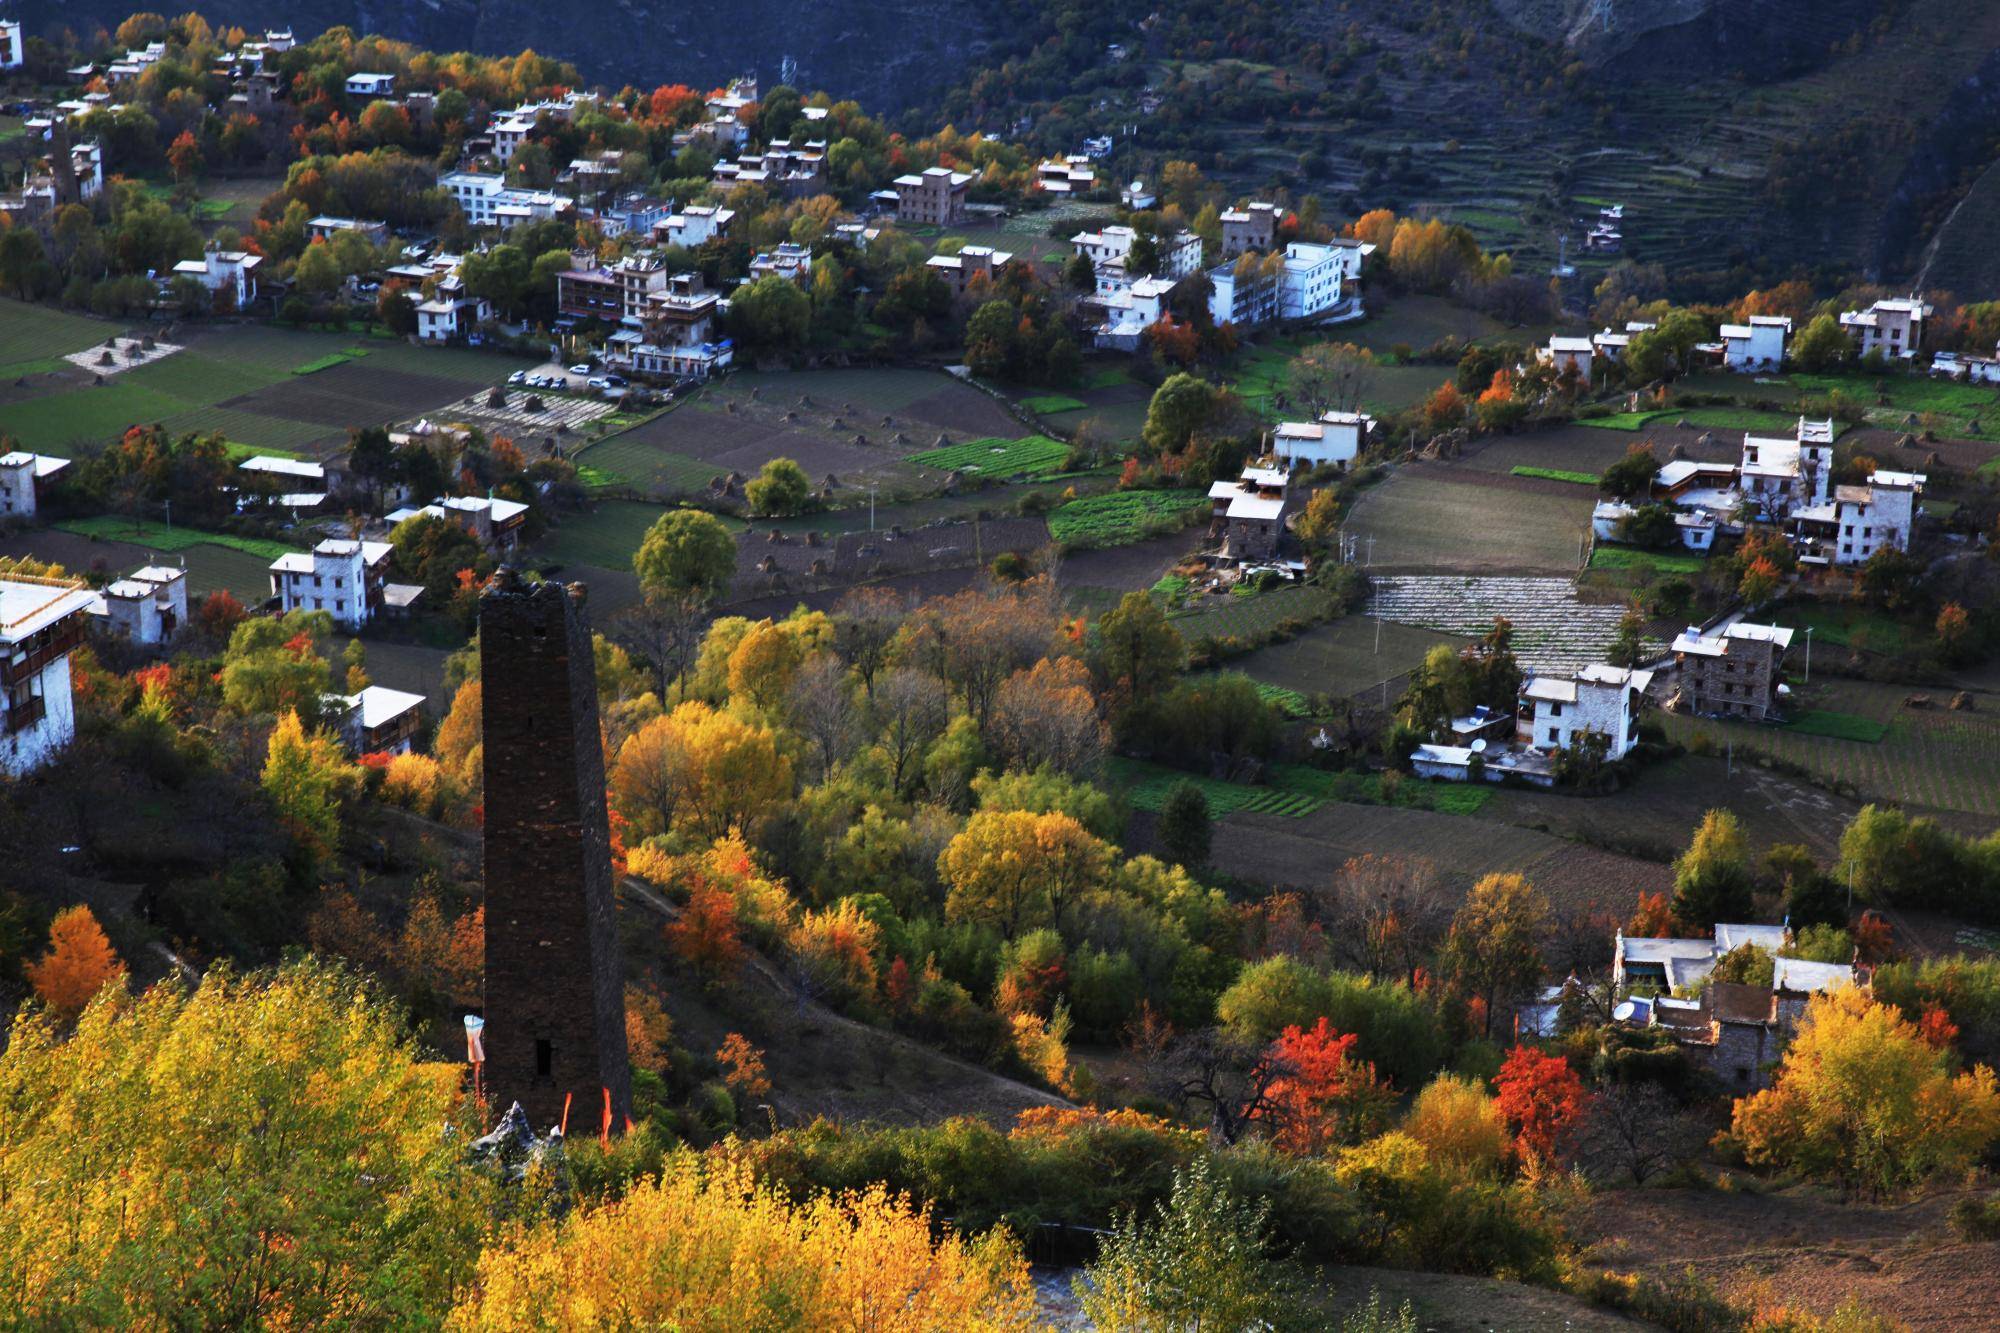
[292, 350, 367, 375]
[54, 516, 300, 562]
[1578, 406, 1819, 434]
[1171, 583, 1335, 643]
[1785, 710, 1889, 743]
[1770, 602, 1912, 652]
[534, 499, 682, 571]
[907, 434, 1069, 477]
[1512, 466, 1598, 485]
[1112, 757, 1491, 820]
[1587, 546, 1707, 575]
[1018, 394, 1086, 414]
[2, 383, 194, 456]
[1232, 615, 1469, 700]
[122, 352, 291, 405]
[1792, 372, 2000, 441]
[1659, 677, 2000, 819]
[1047, 489, 1204, 546]
[574, 431, 721, 496]
[0, 299, 124, 376]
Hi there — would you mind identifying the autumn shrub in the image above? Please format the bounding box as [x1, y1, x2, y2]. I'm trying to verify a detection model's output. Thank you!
[1331, 1131, 1558, 1276]
[1402, 1074, 1510, 1175]
[787, 899, 882, 1006]
[1007, 1002, 1074, 1092]
[451, 1156, 1036, 1332]
[378, 752, 447, 816]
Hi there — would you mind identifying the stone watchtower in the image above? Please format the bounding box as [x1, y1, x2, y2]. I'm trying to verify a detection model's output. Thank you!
[480, 570, 631, 1131]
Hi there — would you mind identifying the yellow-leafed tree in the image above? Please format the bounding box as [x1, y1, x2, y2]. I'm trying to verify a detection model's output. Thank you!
[449, 1158, 1037, 1332]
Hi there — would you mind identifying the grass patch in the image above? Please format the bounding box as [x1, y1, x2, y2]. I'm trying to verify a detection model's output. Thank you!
[1018, 394, 1088, 414]
[1080, 368, 1131, 391]
[1576, 412, 1658, 431]
[1587, 545, 1707, 575]
[291, 350, 366, 375]
[907, 434, 1070, 477]
[576, 464, 628, 488]
[1785, 710, 1889, 743]
[54, 515, 300, 561]
[1512, 466, 1599, 485]
[1048, 489, 1205, 546]
[1252, 681, 1313, 717]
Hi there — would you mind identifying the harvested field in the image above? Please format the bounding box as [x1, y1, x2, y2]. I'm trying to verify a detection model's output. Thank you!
[221, 361, 476, 428]
[1233, 615, 1469, 701]
[1368, 575, 1638, 674]
[1482, 754, 1860, 865]
[1342, 469, 1590, 572]
[1585, 1183, 2000, 1333]
[430, 387, 617, 436]
[1058, 530, 1205, 606]
[1658, 676, 2000, 824]
[724, 565, 988, 621]
[1207, 801, 1671, 915]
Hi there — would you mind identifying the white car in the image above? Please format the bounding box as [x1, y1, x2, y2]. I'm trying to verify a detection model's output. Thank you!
[568, 363, 592, 376]
[507, 370, 526, 385]
[587, 376, 612, 390]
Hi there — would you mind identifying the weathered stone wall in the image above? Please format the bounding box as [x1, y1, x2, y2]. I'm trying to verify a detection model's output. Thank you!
[480, 571, 631, 1132]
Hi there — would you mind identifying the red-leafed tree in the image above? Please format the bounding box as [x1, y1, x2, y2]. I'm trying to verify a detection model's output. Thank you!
[1264, 1018, 1393, 1154]
[1494, 1045, 1590, 1164]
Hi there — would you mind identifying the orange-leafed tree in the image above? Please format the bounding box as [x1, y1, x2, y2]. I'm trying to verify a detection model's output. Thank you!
[666, 880, 746, 981]
[716, 1032, 771, 1099]
[1624, 890, 1677, 939]
[625, 985, 674, 1073]
[1493, 1045, 1590, 1164]
[26, 905, 126, 1020]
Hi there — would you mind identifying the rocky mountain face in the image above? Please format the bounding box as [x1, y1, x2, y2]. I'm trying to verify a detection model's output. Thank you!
[19, 0, 999, 110]
[1492, 0, 1887, 77]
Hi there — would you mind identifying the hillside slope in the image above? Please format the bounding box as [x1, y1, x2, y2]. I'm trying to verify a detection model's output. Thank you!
[16, 0, 999, 110]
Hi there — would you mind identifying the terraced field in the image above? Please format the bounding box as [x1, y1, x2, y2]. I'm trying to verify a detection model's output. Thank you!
[1113, 758, 1490, 820]
[1368, 575, 1643, 674]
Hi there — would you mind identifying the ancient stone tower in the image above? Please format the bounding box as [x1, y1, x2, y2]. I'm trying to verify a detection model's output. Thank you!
[480, 570, 631, 1131]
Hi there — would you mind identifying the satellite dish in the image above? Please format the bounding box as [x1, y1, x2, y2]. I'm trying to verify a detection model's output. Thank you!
[1612, 1001, 1637, 1022]
[1470, 738, 1487, 754]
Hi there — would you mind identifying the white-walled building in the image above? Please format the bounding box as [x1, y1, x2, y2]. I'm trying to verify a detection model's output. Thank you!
[1720, 315, 1791, 372]
[1093, 275, 1177, 351]
[441, 172, 571, 229]
[1738, 418, 1835, 522]
[1524, 663, 1653, 761]
[1, 21, 26, 70]
[653, 204, 735, 249]
[1035, 156, 1096, 194]
[237, 455, 327, 511]
[1840, 297, 1930, 360]
[1072, 225, 1202, 298]
[345, 72, 396, 98]
[1790, 470, 1924, 567]
[0, 574, 94, 775]
[1271, 411, 1372, 471]
[1278, 242, 1346, 320]
[268, 539, 391, 628]
[0, 452, 70, 519]
[417, 294, 490, 343]
[1543, 335, 1595, 378]
[98, 565, 188, 645]
[171, 242, 263, 309]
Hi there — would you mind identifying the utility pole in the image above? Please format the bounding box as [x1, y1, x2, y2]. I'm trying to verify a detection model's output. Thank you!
[868, 484, 877, 532]
[1804, 625, 1813, 685]
[1374, 613, 1381, 655]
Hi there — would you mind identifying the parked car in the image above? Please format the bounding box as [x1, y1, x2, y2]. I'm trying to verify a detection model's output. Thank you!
[567, 363, 592, 376]
[602, 374, 627, 387]
[507, 370, 527, 385]
[586, 376, 612, 390]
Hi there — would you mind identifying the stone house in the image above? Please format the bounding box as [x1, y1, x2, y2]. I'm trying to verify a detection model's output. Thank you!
[1670, 622, 1792, 721]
